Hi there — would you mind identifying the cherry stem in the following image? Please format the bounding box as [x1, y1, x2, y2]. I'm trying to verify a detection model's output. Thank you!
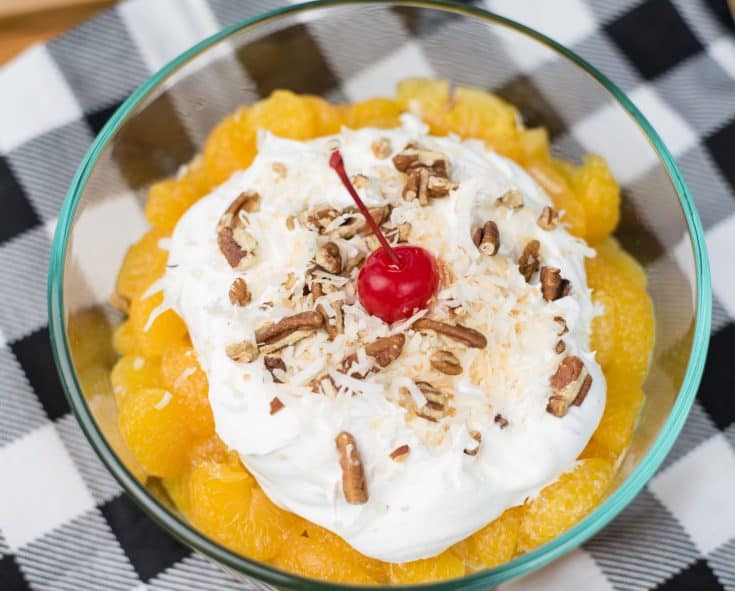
[329, 149, 402, 267]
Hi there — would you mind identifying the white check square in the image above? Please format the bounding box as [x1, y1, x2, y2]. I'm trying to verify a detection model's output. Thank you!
[0, 424, 95, 550]
[628, 86, 698, 157]
[650, 433, 735, 555]
[704, 215, 735, 320]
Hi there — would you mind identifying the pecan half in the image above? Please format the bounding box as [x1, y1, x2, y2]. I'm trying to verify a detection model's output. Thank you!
[416, 381, 449, 422]
[430, 350, 462, 375]
[494, 414, 509, 429]
[255, 311, 323, 354]
[315, 241, 342, 274]
[229, 277, 252, 306]
[336, 431, 368, 504]
[390, 444, 410, 461]
[412, 318, 487, 349]
[464, 430, 482, 456]
[317, 300, 344, 340]
[540, 267, 571, 301]
[496, 188, 523, 209]
[371, 137, 392, 159]
[518, 239, 540, 282]
[472, 220, 500, 256]
[225, 341, 258, 363]
[546, 355, 593, 417]
[269, 396, 284, 415]
[537, 206, 558, 230]
[366, 334, 406, 368]
[217, 192, 260, 271]
[264, 356, 286, 383]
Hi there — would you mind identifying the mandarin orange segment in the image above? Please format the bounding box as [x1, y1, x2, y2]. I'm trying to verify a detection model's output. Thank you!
[452, 506, 523, 569]
[587, 256, 654, 385]
[526, 159, 587, 237]
[118, 387, 192, 477]
[570, 155, 620, 244]
[518, 458, 613, 552]
[202, 106, 256, 185]
[396, 77, 450, 134]
[89, 393, 147, 483]
[592, 370, 645, 454]
[304, 522, 387, 583]
[518, 127, 552, 164]
[187, 434, 236, 468]
[388, 549, 465, 584]
[67, 308, 116, 371]
[112, 320, 137, 356]
[115, 230, 169, 304]
[160, 342, 214, 439]
[595, 236, 647, 289]
[274, 535, 377, 584]
[110, 355, 161, 404]
[248, 90, 317, 140]
[345, 97, 403, 129]
[145, 178, 203, 233]
[577, 438, 617, 463]
[129, 289, 188, 358]
[302, 95, 344, 136]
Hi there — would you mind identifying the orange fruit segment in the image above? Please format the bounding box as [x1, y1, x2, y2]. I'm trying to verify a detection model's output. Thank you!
[587, 256, 654, 385]
[112, 320, 137, 356]
[592, 370, 645, 454]
[594, 236, 647, 289]
[129, 289, 187, 358]
[89, 393, 147, 483]
[577, 438, 617, 464]
[274, 534, 377, 584]
[110, 355, 161, 404]
[527, 159, 587, 238]
[345, 97, 402, 129]
[570, 155, 620, 244]
[118, 387, 192, 478]
[396, 77, 450, 135]
[388, 549, 465, 584]
[452, 506, 523, 569]
[248, 90, 317, 140]
[145, 178, 202, 233]
[302, 95, 344, 136]
[518, 458, 613, 552]
[202, 106, 256, 185]
[115, 230, 169, 304]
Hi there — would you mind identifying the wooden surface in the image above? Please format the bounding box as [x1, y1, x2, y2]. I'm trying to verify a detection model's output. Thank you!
[0, 0, 116, 66]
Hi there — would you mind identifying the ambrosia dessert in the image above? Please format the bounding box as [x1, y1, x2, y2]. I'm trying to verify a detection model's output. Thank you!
[96, 79, 654, 584]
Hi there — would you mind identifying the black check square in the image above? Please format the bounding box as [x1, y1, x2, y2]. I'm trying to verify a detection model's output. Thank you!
[705, 118, 735, 193]
[654, 559, 724, 590]
[606, 0, 704, 80]
[0, 157, 40, 243]
[85, 101, 123, 136]
[11, 327, 69, 421]
[101, 494, 191, 582]
[496, 75, 567, 139]
[0, 555, 31, 591]
[703, 0, 735, 33]
[697, 322, 735, 431]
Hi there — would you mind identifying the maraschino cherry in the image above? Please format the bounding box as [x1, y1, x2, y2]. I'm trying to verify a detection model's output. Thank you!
[329, 149, 439, 323]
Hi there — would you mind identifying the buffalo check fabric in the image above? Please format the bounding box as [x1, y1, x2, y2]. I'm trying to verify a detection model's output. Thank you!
[0, 0, 733, 589]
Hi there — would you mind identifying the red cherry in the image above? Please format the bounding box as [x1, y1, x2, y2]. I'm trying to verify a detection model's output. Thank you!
[329, 149, 439, 323]
[358, 245, 438, 323]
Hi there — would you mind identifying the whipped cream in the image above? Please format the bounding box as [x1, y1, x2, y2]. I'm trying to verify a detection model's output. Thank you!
[160, 116, 605, 562]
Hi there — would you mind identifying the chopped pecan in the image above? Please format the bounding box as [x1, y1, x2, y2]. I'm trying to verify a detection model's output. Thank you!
[317, 300, 344, 340]
[336, 431, 368, 504]
[271, 162, 287, 181]
[217, 192, 260, 270]
[546, 355, 593, 417]
[426, 176, 457, 198]
[430, 350, 462, 375]
[472, 220, 500, 256]
[264, 356, 286, 383]
[464, 430, 482, 456]
[412, 318, 487, 349]
[255, 311, 323, 354]
[286, 215, 296, 231]
[228, 277, 252, 306]
[553, 315, 568, 335]
[269, 396, 285, 415]
[394, 144, 454, 205]
[494, 414, 509, 429]
[393, 146, 450, 177]
[540, 267, 571, 301]
[336, 205, 390, 239]
[344, 251, 366, 274]
[351, 174, 369, 189]
[555, 340, 566, 354]
[496, 188, 523, 209]
[390, 444, 410, 461]
[416, 381, 449, 421]
[366, 334, 406, 367]
[315, 241, 342, 274]
[371, 137, 392, 159]
[305, 205, 340, 234]
[518, 239, 540, 282]
[537, 206, 558, 230]
[225, 340, 258, 363]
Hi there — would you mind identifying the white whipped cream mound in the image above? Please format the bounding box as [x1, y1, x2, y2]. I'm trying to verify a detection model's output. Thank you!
[161, 116, 605, 563]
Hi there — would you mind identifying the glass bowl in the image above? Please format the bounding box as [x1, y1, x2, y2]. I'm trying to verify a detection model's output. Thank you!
[48, 1, 711, 589]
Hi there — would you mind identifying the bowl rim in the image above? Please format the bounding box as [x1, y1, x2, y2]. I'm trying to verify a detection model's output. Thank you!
[48, 1, 712, 589]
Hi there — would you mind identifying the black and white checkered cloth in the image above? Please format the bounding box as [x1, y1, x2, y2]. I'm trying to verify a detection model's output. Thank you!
[0, 0, 733, 589]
